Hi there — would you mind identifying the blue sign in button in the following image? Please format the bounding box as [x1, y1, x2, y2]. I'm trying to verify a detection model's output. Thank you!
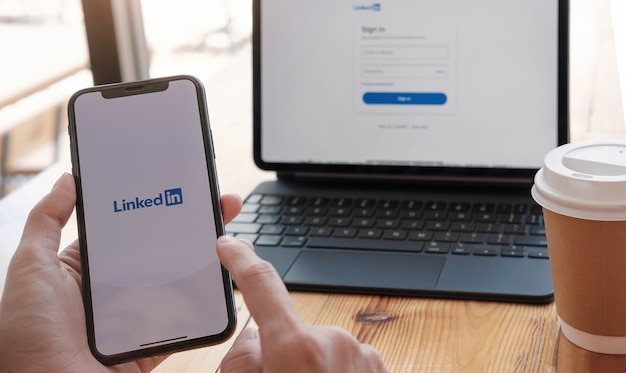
[363, 92, 447, 105]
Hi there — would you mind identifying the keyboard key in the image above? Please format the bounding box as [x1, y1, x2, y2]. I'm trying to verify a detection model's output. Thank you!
[377, 209, 399, 218]
[503, 224, 526, 234]
[281, 236, 307, 247]
[334, 228, 358, 238]
[358, 229, 383, 239]
[400, 210, 423, 219]
[530, 226, 546, 235]
[451, 243, 472, 255]
[226, 223, 262, 234]
[353, 218, 375, 228]
[232, 213, 257, 223]
[434, 232, 459, 242]
[487, 234, 511, 245]
[475, 213, 497, 222]
[328, 217, 351, 227]
[451, 222, 475, 232]
[308, 197, 329, 207]
[425, 201, 446, 211]
[355, 198, 376, 208]
[425, 242, 450, 254]
[246, 194, 263, 203]
[378, 199, 399, 209]
[528, 248, 549, 259]
[449, 212, 472, 221]
[306, 207, 328, 216]
[497, 203, 512, 213]
[473, 203, 495, 213]
[284, 206, 304, 215]
[477, 223, 501, 233]
[425, 211, 447, 220]
[449, 202, 471, 212]
[400, 220, 424, 230]
[408, 231, 433, 241]
[353, 208, 375, 217]
[377, 219, 400, 229]
[260, 195, 283, 205]
[382, 230, 408, 240]
[329, 207, 351, 216]
[310, 227, 334, 237]
[473, 245, 499, 256]
[255, 214, 281, 224]
[501, 245, 526, 257]
[281, 216, 304, 225]
[500, 214, 524, 224]
[258, 205, 282, 214]
[400, 200, 422, 210]
[286, 196, 307, 206]
[259, 224, 285, 234]
[285, 226, 309, 236]
[256, 234, 282, 246]
[513, 204, 529, 214]
[460, 232, 485, 244]
[304, 216, 328, 226]
[527, 214, 543, 225]
[330, 197, 352, 207]
[514, 235, 548, 246]
[241, 203, 260, 213]
[425, 221, 450, 231]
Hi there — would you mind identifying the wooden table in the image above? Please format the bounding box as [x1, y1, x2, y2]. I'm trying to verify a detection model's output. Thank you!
[3, 118, 625, 372]
[157, 120, 626, 372]
[2, 1, 626, 369]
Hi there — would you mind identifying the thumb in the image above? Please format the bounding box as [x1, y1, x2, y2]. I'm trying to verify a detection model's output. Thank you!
[14, 173, 76, 266]
[220, 328, 263, 373]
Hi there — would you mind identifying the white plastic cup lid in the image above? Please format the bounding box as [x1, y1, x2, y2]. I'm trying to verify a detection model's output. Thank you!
[531, 139, 626, 221]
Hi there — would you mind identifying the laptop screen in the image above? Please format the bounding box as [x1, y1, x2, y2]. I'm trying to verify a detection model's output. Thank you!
[253, 0, 568, 181]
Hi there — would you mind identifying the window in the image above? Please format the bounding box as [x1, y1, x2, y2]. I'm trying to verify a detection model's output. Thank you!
[0, 0, 252, 197]
[0, 0, 90, 196]
[140, 0, 251, 78]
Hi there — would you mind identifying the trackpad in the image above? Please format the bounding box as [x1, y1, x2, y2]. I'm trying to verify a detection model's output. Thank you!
[284, 250, 444, 290]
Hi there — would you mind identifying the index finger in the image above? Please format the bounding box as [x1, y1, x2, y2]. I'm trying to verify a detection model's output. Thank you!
[216, 235, 300, 336]
[219, 193, 242, 225]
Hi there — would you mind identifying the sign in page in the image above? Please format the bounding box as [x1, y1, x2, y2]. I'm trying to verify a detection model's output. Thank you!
[354, 16, 456, 115]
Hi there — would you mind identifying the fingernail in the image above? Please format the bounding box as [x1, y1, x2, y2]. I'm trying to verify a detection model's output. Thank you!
[218, 235, 254, 251]
[218, 235, 236, 243]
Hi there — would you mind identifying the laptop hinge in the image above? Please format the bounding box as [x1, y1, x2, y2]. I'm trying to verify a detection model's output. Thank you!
[276, 171, 534, 188]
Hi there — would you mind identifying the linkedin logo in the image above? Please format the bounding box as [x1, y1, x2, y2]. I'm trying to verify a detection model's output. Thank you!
[113, 188, 184, 213]
[164, 188, 183, 206]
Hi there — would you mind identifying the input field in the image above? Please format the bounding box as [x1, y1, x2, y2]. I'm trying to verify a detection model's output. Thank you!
[361, 64, 448, 79]
[361, 45, 448, 60]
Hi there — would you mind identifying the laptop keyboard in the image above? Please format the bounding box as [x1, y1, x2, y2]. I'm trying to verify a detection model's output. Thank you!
[226, 194, 549, 259]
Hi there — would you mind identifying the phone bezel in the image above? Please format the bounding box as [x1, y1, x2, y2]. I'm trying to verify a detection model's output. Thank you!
[68, 75, 237, 365]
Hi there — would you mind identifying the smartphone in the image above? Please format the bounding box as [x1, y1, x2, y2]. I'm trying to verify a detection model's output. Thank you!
[68, 75, 236, 365]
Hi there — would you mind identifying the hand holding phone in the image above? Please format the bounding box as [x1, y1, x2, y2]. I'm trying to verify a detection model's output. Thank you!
[68, 75, 236, 365]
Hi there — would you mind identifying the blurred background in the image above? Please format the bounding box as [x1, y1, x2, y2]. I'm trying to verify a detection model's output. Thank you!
[0, 0, 251, 196]
[0, 0, 623, 197]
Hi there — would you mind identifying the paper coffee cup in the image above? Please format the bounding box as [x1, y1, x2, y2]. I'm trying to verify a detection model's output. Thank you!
[532, 139, 626, 354]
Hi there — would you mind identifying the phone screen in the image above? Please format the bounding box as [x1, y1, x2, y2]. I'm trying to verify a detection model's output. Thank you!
[69, 76, 235, 363]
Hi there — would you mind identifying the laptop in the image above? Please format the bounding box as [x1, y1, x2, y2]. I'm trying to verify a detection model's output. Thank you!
[227, 0, 569, 303]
